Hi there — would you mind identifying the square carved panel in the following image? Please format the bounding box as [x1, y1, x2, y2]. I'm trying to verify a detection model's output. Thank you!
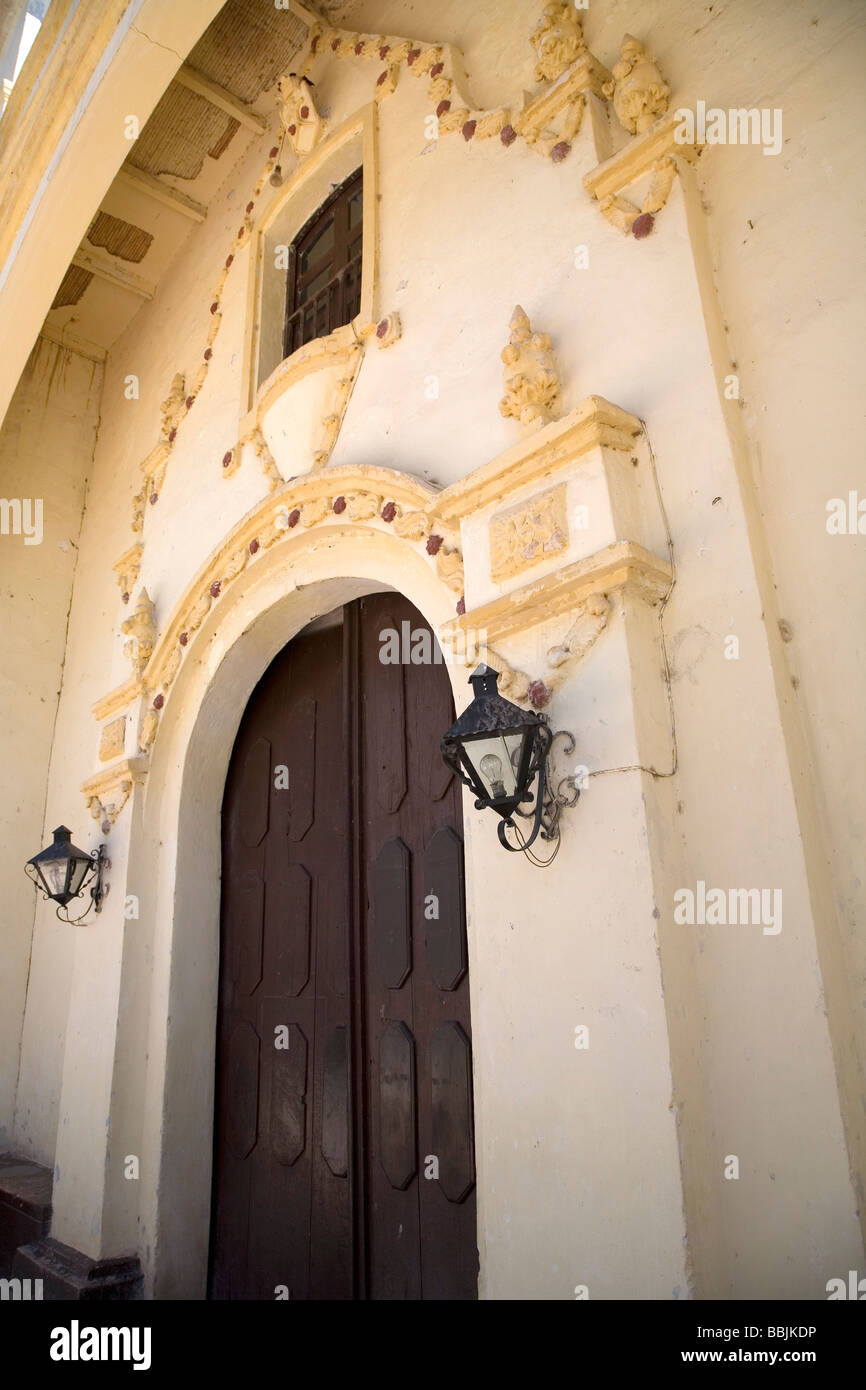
[489, 483, 569, 583]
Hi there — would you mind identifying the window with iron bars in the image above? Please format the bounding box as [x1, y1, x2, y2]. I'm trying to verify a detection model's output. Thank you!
[283, 168, 362, 359]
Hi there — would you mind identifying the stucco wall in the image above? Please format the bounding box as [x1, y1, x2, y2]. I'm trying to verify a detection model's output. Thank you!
[0, 336, 102, 1154]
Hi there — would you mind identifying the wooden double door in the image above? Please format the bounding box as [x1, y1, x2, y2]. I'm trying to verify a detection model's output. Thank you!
[209, 594, 477, 1299]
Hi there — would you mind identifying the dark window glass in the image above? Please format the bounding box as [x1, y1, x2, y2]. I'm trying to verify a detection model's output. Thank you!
[284, 169, 363, 358]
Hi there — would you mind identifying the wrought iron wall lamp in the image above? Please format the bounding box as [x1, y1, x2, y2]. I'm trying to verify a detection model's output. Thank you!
[440, 666, 579, 865]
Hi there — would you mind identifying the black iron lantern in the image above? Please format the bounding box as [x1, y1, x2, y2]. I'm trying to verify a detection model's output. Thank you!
[441, 666, 579, 863]
[25, 826, 107, 923]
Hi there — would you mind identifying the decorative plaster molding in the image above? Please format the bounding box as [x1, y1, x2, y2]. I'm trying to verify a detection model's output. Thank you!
[300, 7, 609, 167]
[92, 466, 471, 765]
[116, 138, 285, 590]
[490, 483, 569, 583]
[238, 424, 281, 491]
[93, 676, 142, 724]
[248, 322, 365, 475]
[435, 395, 642, 524]
[584, 113, 700, 237]
[441, 540, 672, 646]
[546, 592, 611, 673]
[99, 716, 126, 763]
[278, 73, 326, 157]
[499, 305, 561, 433]
[530, 2, 587, 83]
[603, 35, 670, 136]
[113, 542, 143, 605]
[359, 311, 402, 349]
[81, 755, 148, 831]
[159, 372, 187, 440]
[121, 588, 156, 678]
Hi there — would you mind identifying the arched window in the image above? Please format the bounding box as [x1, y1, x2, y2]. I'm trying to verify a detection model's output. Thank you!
[283, 168, 362, 357]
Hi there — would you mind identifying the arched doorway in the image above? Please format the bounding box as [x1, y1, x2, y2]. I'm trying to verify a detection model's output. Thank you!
[208, 591, 477, 1299]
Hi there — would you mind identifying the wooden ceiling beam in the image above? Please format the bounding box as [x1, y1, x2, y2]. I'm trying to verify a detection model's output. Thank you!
[114, 166, 207, 223]
[71, 245, 156, 300]
[173, 64, 267, 134]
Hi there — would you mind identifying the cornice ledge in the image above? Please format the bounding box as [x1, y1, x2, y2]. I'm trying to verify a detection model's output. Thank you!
[583, 112, 700, 203]
[93, 677, 143, 722]
[81, 756, 149, 800]
[441, 540, 671, 644]
[433, 396, 642, 525]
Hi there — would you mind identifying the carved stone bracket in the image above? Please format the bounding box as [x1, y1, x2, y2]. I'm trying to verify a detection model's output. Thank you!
[440, 542, 668, 707]
[81, 756, 148, 834]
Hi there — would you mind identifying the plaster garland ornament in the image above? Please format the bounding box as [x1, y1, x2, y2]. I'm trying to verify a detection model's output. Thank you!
[159, 373, 186, 440]
[499, 305, 561, 432]
[277, 72, 326, 156]
[603, 35, 670, 136]
[530, 2, 587, 84]
[113, 543, 143, 604]
[121, 588, 156, 678]
[515, 91, 587, 161]
[246, 428, 282, 491]
[301, 11, 606, 165]
[595, 152, 683, 237]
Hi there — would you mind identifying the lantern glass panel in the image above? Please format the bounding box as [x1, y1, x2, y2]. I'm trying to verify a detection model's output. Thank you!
[466, 731, 528, 802]
[40, 857, 72, 899]
[67, 854, 91, 899]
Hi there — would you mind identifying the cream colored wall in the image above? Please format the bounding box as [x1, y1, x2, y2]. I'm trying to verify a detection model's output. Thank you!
[0, 336, 102, 1155]
[3, 0, 865, 1297]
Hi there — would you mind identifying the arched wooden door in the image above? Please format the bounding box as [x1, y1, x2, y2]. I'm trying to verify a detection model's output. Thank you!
[209, 593, 477, 1299]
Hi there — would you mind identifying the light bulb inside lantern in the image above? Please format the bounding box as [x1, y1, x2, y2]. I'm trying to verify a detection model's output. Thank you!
[479, 752, 507, 799]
